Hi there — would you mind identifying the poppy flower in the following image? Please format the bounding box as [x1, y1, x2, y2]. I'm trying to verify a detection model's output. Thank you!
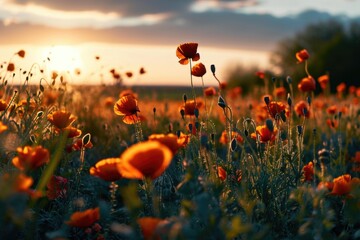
[126, 71, 133, 78]
[180, 99, 203, 116]
[139, 67, 146, 74]
[255, 71, 265, 79]
[177, 132, 191, 148]
[47, 110, 76, 129]
[90, 158, 122, 182]
[219, 130, 244, 145]
[302, 162, 314, 182]
[114, 95, 140, 116]
[119, 89, 138, 99]
[104, 97, 115, 108]
[326, 105, 337, 115]
[336, 82, 346, 94]
[349, 86, 357, 95]
[46, 175, 68, 200]
[191, 62, 206, 77]
[228, 87, 242, 99]
[176, 42, 200, 65]
[318, 74, 329, 90]
[17, 50, 26, 58]
[331, 174, 359, 196]
[266, 101, 288, 119]
[42, 90, 59, 106]
[123, 114, 146, 125]
[66, 207, 100, 228]
[117, 141, 173, 180]
[7, 63, 15, 72]
[251, 124, 278, 143]
[0, 99, 7, 111]
[217, 166, 227, 181]
[12, 145, 50, 170]
[204, 87, 216, 97]
[137, 217, 163, 240]
[294, 100, 310, 118]
[326, 118, 339, 129]
[148, 133, 182, 155]
[70, 138, 93, 152]
[61, 126, 82, 138]
[273, 87, 287, 98]
[298, 76, 316, 92]
[0, 121, 7, 133]
[219, 82, 227, 90]
[296, 49, 310, 63]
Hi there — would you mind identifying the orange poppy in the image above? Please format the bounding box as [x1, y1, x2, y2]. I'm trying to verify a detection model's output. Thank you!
[219, 130, 244, 145]
[251, 124, 278, 143]
[294, 100, 310, 118]
[298, 76, 316, 92]
[228, 86, 242, 99]
[66, 207, 100, 228]
[47, 110, 76, 129]
[217, 166, 227, 181]
[177, 132, 191, 148]
[219, 82, 227, 90]
[0, 99, 7, 111]
[266, 101, 288, 119]
[255, 71, 265, 79]
[176, 42, 200, 65]
[12, 173, 33, 192]
[137, 217, 163, 240]
[326, 105, 337, 115]
[302, 162, 314, 182]
[331, 174, 359, 196]
[117, 141, 173, 180]
[7, 62, 15, 72]
[295, 49, 310, 63]
[114, 95, 140, 116]
[123, 114, 146, 125]
[336, 82, 346, 94]
[148, 133, 182, 155]
[17, 50, 26, 58]
[104, 97, 115, 108]
[90, 158, 122, 182]
[204, 87, 216, 97]
[349, 86, 357, 95]
[326, 118, 339, 129]
[0, 121, 7, 133]
[12, 145, 50, 170]
[317, 74, 329, 89]
[42, 90, 59, 106]
[70, 138, 94, 152]
[46, 175, 68, 200]
[273, 87, 287, 98]
[180, 99, 203, 116]
[191, 62, 206, 77]
[119, 89, 138, 99]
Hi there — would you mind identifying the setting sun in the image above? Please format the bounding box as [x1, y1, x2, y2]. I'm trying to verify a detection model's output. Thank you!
[42, 45, 83, 73]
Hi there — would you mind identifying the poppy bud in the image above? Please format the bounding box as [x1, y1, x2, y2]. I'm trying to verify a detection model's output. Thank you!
[218, 96, 226, 109]
[286, 76, 292, 84]
[302, 108, 308, 117]
[265, 119, 274, 132]
[195, 121, 200, 130]
[271, 76, 276, 83]
[307, 96, 311, 106]
[194, 108, 199, 118]
[280, 131, 287, 141]
[176, 130, 181, 138]
[313, 128, 316, 135]
[183, 94, 187, 103]
[211, 64, 216, 74]
[264, 96, 270, 105]
[188, 123, 193, 132]
[180, 109, 185, 119]
[244, 129, 249, 137]
[287, 93, 292, 106]
[297, 125, 303, 136]
[231, 138, 237, 152]
[153, 107, 156, 113]
[211, 133, 215, 142]
[280, 110, 287, 122]
[338, 111, 342, 119]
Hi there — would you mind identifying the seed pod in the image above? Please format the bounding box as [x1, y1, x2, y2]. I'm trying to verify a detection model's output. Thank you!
[210, 64, 216, 74]
[231, 138, 237, 152]
[264, 96, 270, 105]
[265, 119, 274, 132]
[218, 96, 226, 109]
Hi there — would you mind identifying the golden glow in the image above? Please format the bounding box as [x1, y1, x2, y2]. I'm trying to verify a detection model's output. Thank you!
[42, 45, 83, 73]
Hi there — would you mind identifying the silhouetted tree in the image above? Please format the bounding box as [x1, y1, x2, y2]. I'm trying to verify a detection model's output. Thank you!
[271, 20, 360, 93]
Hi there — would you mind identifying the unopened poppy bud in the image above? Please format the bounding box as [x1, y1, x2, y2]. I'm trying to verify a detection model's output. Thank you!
[195, 121, 200, 130]
[287, 93, 292, 106]
[313, 128, 316, 135]
[218, 96, 226, 109]
[338, 111, 342, 119]
[265, 119, 274, 132]
[280, 131, 287, 141]
[297, 125, 303, 136]
[264, 96, 270, 105]
[176, 130, 181, 138]
[307, 96, 311, 106]
[286, 76, 292, 84]
[231, 138, 237, 152]
[211, 133, 215, 142]
[211, 64, 216, 74]
[188, 123, 193, 132]
[194, 108, 199, 118]
[280, 110, 287, 122]
[153, 107, 156, 113]
[180, 109, 185, 119]
[183, 94, 187, 103]
[302, 108, 308, 116]
[244, 129, 249, 137]
[271, 76, 276, 83]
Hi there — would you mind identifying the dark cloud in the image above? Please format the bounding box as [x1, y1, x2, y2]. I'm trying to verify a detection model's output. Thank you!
[7, 0, 194, 16]
[0, 10, 353, 51]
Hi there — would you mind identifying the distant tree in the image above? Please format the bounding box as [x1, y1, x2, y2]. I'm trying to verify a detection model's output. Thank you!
[271, 20, 360, 92]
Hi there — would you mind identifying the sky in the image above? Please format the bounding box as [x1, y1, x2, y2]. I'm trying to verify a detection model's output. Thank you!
[0, 0, 359, 85]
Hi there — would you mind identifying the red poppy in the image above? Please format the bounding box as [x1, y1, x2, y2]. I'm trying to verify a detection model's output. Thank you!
[273, 87, 286, 98]
[296, 49, 310, 63]
[119, 89, 138, 99]
[326, 118, 339, 129]
[219, 130, 244, 145]
[326, 105, 337, 115]
[219, 82, 227, 90]
[294, 100, 310, 118]
[7, 63, 15, 72]
[137, 217, 164, 240]
[180, 99, 203, 116]
[104, 97, 115, 108]
[66, 207, 100, 228]
[298, 76, 316, 92]
[336, 82, 346, 94]
[60, 126, 82, 138]
[176, 42, 200, 65]
[255, 71, 265, 79]
[228, 86, 242, 99]
[126, 72, 133, 78]
[318, 74, 329, 90]
[204, 87, 216, 97]
[191, 62, 206, 77]
[47, 110, 77, 129]
[302, 162, 314, 182]
[148, 133, 182, 155]
[266, 101, 288, 119]
[117, 141, 173, 180]
[331, 174, 359, 196]
[12, 146, 50, 170]
[0, 99, 7, 111]
[90, 158, 122, 182]
[217, 166, 227, 181]
[46, 175, 68, 200]
[114, 95, 140, 116]
[70, 138, 94, 152]
[17, 50, 26, 58]
[139, 67, 146, 74]
[251, 125, 278, 143]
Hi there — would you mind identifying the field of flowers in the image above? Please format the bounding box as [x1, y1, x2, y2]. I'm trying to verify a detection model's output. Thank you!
[0, 43, 359, 239]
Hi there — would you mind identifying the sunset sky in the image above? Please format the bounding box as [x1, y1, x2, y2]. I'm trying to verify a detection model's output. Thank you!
[1, 0, 359, 85]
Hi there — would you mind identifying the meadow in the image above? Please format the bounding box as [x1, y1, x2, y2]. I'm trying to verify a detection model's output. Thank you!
[0, 44, 359, 240]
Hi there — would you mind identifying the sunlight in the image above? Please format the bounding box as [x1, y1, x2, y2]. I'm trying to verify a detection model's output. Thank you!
[42, 45, 83, 73]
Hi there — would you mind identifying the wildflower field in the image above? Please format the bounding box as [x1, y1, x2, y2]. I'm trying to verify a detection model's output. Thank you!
[0, 43, 359, 240]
